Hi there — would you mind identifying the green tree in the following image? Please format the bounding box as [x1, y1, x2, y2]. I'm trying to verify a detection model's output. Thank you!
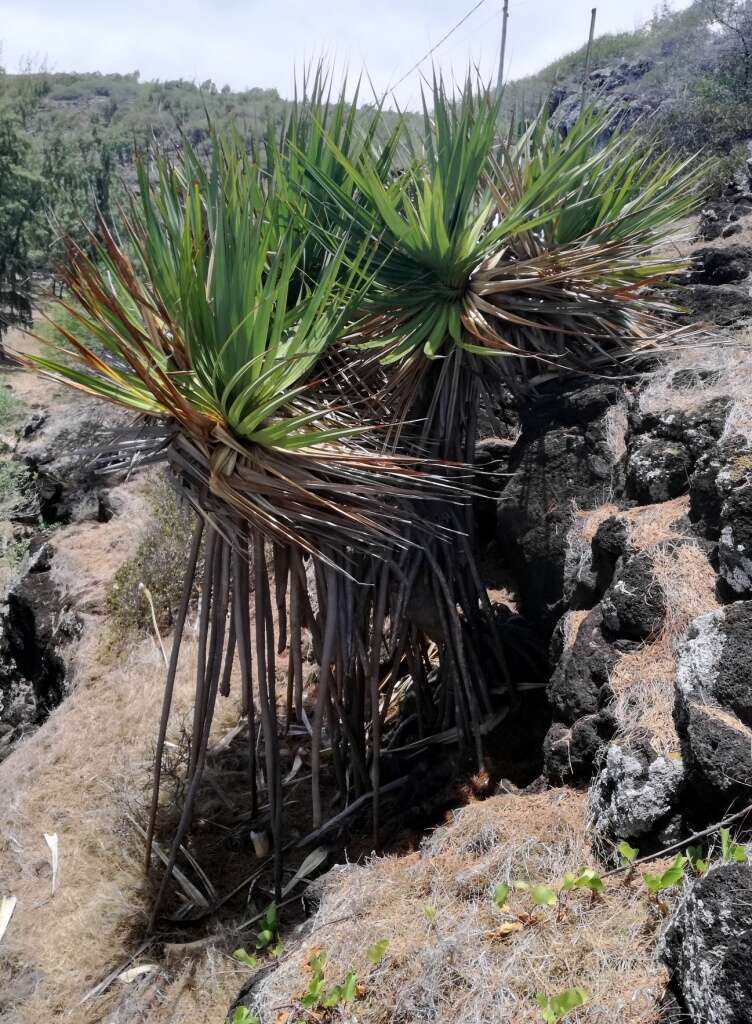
[0, 85, 43, 343]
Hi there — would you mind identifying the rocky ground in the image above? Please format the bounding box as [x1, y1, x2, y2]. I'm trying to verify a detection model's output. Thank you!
[1, 214, 752, 1024]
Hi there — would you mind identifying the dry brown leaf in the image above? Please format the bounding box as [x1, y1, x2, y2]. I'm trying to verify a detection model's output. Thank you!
[485, 921, 525, 940]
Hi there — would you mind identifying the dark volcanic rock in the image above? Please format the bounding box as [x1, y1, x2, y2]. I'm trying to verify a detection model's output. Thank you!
[625, 436, 692, 503]
[677, 284, 752, 327]
[548, 609, 618, 725]
[544, 605, 620, 782]
[588, 516, 633, 602]
[543, 712, 615, 785]
[589, 741, 684, 845]
[601, 552, 665, 641]
[632, 398, 731, 460]
[0, 541, 81, 760]
[719, 479, 752, 596]
[689, 435, 752, 595]
[662, 863, 752, 1024]
[692, 244, 752, 285]
[626, 398, 732, 505]
[18, 406, 131, 524]
[674, 602, 752, 813]
[496, 384, 626, 638]
[697, 208, 723, 241]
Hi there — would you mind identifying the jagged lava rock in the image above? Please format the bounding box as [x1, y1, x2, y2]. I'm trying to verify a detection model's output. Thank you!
[691, 244, 752, 285]
[544, 605, 619, 783]
[0, 541, 81, 759]
[543, 712, 616, 786]
[677, 284, 752, 327]
[588, 741, 684, 844]
[600, 551, 665, 641]
[625, 398, 732, 504]
[625, 436, 692, 503]
[496, 384, 626, 638]
[674, 602, 752, 812]
[661, 862, 752, 1024]
[690, 435, 752, 596]
[562, 513, 631, 611]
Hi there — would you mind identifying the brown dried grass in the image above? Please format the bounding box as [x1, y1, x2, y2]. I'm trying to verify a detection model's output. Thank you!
[0, 475, 247, 1024]
[0, 626, 247, 1024]
[250, 790, 668, 1024]
[611, 536, 718, 755]
[567, 493, 719, 754]
[638, 332, 752, 440]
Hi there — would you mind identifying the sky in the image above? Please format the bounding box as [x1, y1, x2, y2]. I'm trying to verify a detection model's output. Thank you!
[1, 0, 693, 109]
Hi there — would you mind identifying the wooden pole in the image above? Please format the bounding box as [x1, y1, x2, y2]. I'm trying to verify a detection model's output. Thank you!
[495, 0, 510, 100]
[581, 7, 597, 105]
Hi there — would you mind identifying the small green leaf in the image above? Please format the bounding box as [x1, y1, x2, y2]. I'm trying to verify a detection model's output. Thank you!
[230, 1009, 259, 1024]
[561, 868, 603, 894]
[233, 948, 258, 968]
[367, 939, 389, 964]
[720, 827, 747, 864]
[493, 883, 510, 908]
[686, 846, 710, 875]
[301, 978, 326, 1008]
[617, 840, 639, 865]
[424, 905, 437, 923]
[309, 950, 328, 975]
[536, 987, 589, 1022]
[342, 971, 358, 1002]
[645, 854, 687, 893]
[661, 854, 687, 888]
[530, 885, 558, 907]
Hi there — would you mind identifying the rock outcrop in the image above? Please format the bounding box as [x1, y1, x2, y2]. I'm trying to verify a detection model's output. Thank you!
[588, 740, 683, 846]
[662, 863, 752, 1024]
[674, 601, 752, 814]
[0, 540, 81, 761]
[690, 435, 752, 597]
[495, 384, 626, 640]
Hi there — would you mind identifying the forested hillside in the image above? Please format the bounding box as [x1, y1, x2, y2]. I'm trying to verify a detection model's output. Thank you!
[3, 0, 752, 339]
[507, 1, 752, 174]
[0, 67, 404, 337]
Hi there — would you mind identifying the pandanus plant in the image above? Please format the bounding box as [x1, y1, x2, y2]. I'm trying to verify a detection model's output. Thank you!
[22, 75, 704, 921]
[300, 78, 705, 756]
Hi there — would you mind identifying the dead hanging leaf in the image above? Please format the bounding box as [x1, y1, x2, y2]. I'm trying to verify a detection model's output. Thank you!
[118, 964, 158, 984]
[283, 750, 305, 783]
[281, 847, 328, 897]
[0, 896, 17, 942]
[43, 833, 58, 894]
[485, 920, 525, 941]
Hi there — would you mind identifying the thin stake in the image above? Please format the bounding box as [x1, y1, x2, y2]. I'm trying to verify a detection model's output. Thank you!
[495, 0, 510, 101]
[232, 533, 258, 816]
[581, 8, 597, 104]
[311, 562, 338, 830]
[144, 518, 204, 875]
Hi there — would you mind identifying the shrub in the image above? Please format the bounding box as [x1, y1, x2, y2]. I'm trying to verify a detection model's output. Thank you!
[106, 475, 202, 639]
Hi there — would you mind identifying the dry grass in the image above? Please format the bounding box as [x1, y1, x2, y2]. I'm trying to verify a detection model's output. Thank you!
[610, 533, 717, 755]
[639, 331, 752, 440]
[0, 626, 247, 1024]
[250, 790, 668, 1024]
[565, 495, 719, 754]
[561, 609, 590, 651]
[0, 406, 247, 1023]
[570, 496, 689, 555]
